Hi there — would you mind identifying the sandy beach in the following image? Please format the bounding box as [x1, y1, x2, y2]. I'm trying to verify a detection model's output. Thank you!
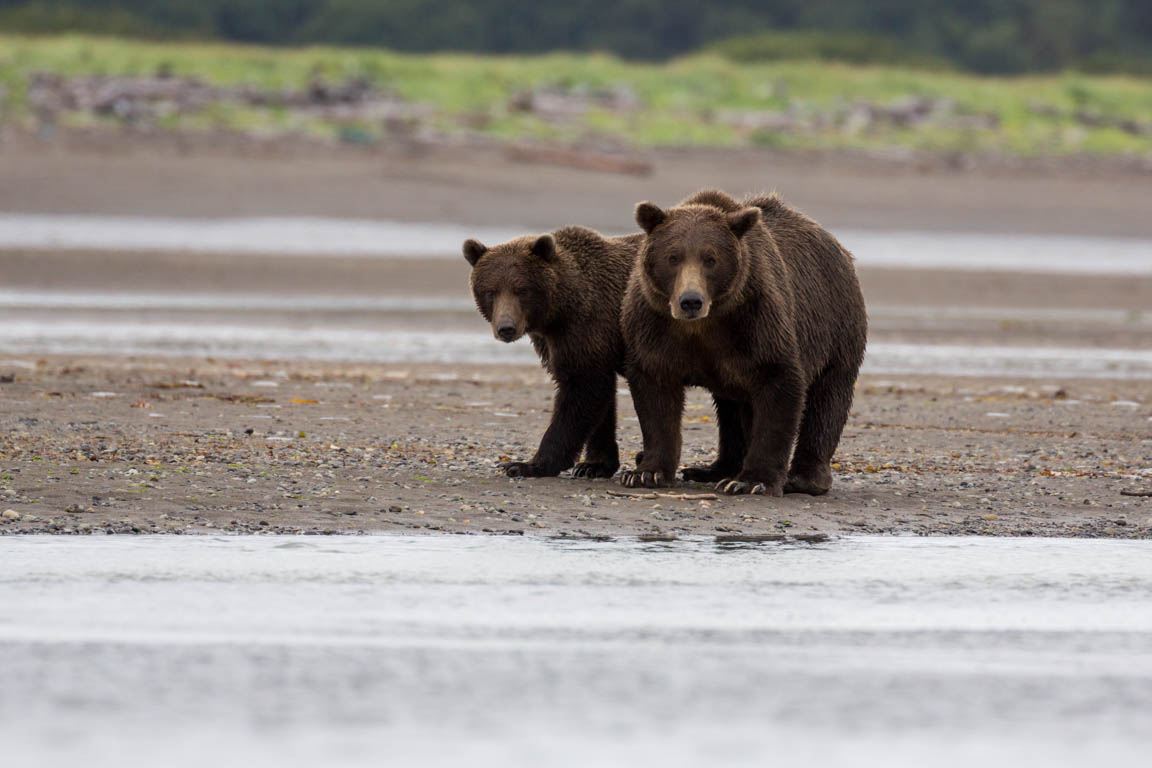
[2, 143, 1151, 538]
[0, 356, 1149, 538]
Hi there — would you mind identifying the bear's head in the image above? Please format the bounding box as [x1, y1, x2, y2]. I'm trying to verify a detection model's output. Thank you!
[462, 234, 558, 343]
[634, 201, 760, 322]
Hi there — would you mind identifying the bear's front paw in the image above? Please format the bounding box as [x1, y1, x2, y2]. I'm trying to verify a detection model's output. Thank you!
[783, 475, 831, 496]
[572, 460, 620, 479]
[715, 475, 784, 496]
[619, 469, 672, 488]
[784, 464, 833, 496]
[681, 463, 739, 483]
[502, 461, 555, 478]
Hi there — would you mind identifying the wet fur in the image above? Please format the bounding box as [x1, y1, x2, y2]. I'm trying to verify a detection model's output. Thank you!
[620, 189, 867, 495]
[467, 227, 642, 478]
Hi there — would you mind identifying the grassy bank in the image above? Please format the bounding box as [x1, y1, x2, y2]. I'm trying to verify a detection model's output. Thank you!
[2, 34, 1151, 157]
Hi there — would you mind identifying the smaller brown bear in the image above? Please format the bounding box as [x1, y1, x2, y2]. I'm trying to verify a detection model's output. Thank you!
[464, 227, 642, 479]
[619, 189, 866, 496]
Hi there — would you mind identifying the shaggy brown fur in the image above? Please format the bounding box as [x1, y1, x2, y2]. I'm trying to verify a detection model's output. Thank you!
[619, 189, 867, 495]
[465, 227, 642, 478]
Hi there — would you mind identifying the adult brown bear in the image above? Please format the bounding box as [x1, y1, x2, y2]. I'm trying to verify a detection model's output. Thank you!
[618, 189, 866, 496]
[464, 228, 642, 479]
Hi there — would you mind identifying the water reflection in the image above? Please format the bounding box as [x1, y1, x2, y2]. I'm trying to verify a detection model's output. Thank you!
[1, 535, 1150, 767]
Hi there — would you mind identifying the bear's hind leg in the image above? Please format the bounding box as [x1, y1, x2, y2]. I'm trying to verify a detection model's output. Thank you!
[505, 373, 614, 478]
[573, 397, 620, 479]
[682, 396, 747, 483]
[785, 364, 856, 495]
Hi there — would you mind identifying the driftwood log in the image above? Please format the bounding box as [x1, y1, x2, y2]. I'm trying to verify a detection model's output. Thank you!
[505, 144, 653, 176]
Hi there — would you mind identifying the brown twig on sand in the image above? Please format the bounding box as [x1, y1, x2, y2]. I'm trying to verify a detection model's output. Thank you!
[1120, 489, 1152, 497]
[606, 490, 719, 501]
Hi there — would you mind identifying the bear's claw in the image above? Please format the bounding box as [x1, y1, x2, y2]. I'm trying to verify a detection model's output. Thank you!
[716, 478, 783, 496]
[572, 461, 619, 479]
[619, 469, 670, 488]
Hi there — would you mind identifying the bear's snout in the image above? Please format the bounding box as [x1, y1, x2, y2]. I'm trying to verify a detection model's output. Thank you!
[490, 293, 526, 343]
[495, 321, 520, 342]
[678, 291, 705, 316]
[669, 261, 711, 321]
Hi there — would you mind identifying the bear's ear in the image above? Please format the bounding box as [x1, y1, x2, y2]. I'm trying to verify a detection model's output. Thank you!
[726, 207, 761, 239]
[463, 238, 488, 267]
[530, 234, 557, 261]
[635, 202, 667, 234]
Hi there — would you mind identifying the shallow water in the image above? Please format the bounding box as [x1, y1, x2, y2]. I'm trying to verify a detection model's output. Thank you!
[4, 214, 1152, 376]
[3, 317, 1152, 377]
[1, 535, 1151, 767]
[3, 213, 1151, 273]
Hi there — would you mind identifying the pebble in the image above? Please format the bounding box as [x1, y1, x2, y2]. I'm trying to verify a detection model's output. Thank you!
[2, 509, 19, 520]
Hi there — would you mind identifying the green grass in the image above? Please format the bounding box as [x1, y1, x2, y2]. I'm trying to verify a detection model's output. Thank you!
[2, 33, 1151, 156]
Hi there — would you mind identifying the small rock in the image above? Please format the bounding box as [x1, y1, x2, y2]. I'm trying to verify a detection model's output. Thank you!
[2, 509, 20, 520]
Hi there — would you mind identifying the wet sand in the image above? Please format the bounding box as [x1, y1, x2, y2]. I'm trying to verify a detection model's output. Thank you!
[3, 248, 1152, 370]
[1, 357, 1149, 538]
[6, 142, 1152, 238]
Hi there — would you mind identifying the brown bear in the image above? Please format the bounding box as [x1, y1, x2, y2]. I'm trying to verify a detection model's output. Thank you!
[464, 227, 642, 479]
[618, 189, 866, 496]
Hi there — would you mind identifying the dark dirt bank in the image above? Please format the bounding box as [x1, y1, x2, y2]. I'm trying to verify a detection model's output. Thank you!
[1, 357, 1149, 538]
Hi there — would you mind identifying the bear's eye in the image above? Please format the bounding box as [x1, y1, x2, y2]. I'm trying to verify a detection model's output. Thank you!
[667, 253, 681, 266]
[703, 256, 717, 269]
[484, 291, 496, 302]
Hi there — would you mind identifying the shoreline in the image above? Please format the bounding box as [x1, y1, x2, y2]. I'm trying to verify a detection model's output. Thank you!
[1, 356, 1149, 539]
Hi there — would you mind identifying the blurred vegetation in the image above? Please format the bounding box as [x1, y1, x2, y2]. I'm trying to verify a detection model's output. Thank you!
[709, 31, 952, 71]
[0, 0, 1151, 76]
[2, 34, 1151, 158]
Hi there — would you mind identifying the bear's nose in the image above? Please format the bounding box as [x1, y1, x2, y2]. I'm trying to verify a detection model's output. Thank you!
[678, 292, 705, 315]
[496, 323, 518, 342]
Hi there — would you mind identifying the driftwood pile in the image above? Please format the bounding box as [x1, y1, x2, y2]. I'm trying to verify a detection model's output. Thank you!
[720, 96, 1000, 136]
[508, 83, 641, 120]
[1029, 103, 1152, 137]
[504, 143, 652, 175]
[26, 71, 426, 123]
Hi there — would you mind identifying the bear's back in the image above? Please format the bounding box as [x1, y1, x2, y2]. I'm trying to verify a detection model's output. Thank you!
[553, 226, 642, 298]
